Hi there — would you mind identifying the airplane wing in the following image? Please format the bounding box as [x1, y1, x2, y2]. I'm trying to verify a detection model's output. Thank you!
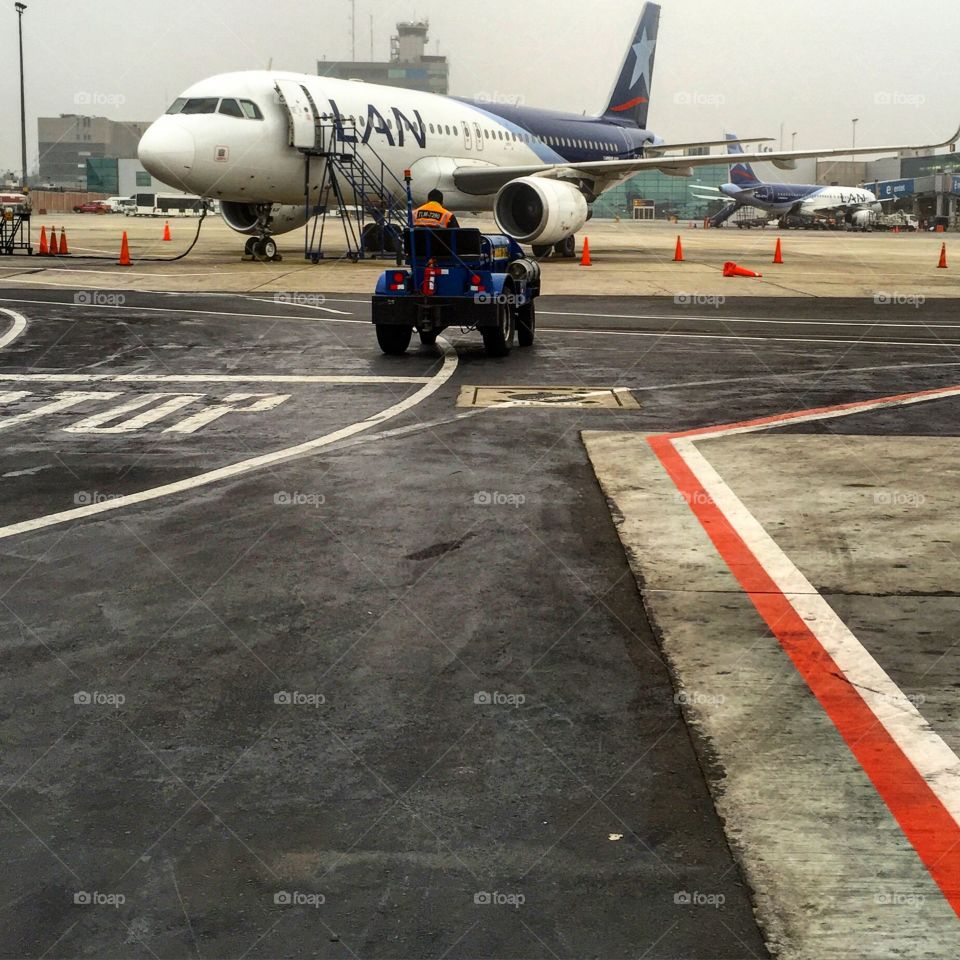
[453, 125, 960, 196]
[646, 137, 773, 155]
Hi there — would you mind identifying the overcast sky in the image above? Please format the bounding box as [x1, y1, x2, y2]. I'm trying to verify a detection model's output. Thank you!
[2, 0, 957, 174]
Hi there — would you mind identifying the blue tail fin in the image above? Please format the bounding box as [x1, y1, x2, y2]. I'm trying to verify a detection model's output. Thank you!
[726, 133, 761, 187]
[602, 3, 660, 129]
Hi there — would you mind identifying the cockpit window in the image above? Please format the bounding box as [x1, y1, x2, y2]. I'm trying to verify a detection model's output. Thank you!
[180, 98, 220, 115]
[166, 97, 262, 119]
[218, 98, 245, 118]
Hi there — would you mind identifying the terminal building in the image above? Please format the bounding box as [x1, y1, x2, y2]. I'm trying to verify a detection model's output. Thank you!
[86, 158, 171, 198]
[319, 21, 449, 96]
[865, 151, 960, 227]
[593, 147, 960, 228]
[37, 115, 151, 191]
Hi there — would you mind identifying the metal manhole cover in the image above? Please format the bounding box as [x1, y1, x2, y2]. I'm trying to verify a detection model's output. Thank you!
[457, 386, 640, 409]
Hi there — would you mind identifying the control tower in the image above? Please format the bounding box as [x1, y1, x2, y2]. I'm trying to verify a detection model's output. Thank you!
[319, 20, 449, 96]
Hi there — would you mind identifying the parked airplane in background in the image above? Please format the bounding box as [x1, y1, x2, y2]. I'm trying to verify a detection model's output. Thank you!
[694, 136, 888, 229]
[138, 2, 958, 261]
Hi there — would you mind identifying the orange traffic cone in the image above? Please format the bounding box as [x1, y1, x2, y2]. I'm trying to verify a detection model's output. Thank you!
[938, 243, 948, 269]
[162, 221, 172, 242]
[773, 238, 784, 264]
[723, 261, 763, 279]
[118, 232, 132, 267]
[674, 236, 684, 262]
[49, 228, 59, 256]
[580, 237, 592, 266]
[38, 226, 49, 256]
[58, 227, 70, 256]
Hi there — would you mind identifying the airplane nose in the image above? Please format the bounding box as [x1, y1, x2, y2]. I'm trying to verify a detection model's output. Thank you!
[138, 122, 196, 189]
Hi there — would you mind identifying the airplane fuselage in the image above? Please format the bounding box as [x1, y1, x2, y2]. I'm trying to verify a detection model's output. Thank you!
[139, 70, 660, 211]
[720, 181, 881, 218]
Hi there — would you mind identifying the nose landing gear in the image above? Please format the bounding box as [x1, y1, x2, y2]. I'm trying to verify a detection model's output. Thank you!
[242, 205, 283, 263]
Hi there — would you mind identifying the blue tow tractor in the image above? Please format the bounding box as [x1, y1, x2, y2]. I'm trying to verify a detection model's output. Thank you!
[372, 173, 541, 358]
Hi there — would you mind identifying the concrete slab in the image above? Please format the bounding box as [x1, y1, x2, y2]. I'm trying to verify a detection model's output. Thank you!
[700, 434, 960, 597]
[584, 430, 960, 959]
[1, 216, 958, 299]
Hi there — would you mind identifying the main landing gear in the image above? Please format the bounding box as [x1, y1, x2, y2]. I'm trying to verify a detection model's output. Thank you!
[242, 205, 283, 263]
[532, 235, 578, 260]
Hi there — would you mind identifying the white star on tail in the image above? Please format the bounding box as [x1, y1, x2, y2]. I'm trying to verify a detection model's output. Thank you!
[629, 29, 655, 92]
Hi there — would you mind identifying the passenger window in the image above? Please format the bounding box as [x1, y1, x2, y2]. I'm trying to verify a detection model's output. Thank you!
[181, 98, 220, 115]
[219, 99, 244, 118]
[166, 98, 187, 115]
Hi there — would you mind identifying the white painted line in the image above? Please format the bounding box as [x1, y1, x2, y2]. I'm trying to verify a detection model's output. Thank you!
[164, 394, 290, 435]
[0, 374, 432, 385]
[0, 392, 122, 433]
[243, 297, 353, 316]
[0, 268, 235, 279]
[675, 435, 960, 829]
[0, 341, 459, 542]
[0, 307, 28, 351]
[627, 361, 960, 394]
[63, 394, 203, 435]
[0, 297, 367, 328]
[0, 391, 31, 404]
[540, 309, 960, 330]
[4, 297, 954, 349]
[541, 327, 960, 349]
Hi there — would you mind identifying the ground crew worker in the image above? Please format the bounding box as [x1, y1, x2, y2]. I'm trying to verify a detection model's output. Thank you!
[413, 190, 460, 229]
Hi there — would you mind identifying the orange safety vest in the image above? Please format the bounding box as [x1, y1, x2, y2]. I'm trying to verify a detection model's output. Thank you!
[413, 201, 455, 229]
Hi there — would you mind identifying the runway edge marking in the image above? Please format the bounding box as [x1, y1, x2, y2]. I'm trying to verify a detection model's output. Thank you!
[0, 308, 28, 351]
[647, 384, 960, 915]
[0, 341, 458, 543]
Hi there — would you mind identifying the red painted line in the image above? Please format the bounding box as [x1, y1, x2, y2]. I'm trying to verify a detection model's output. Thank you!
[663, 384, 960, 441]
[647, 386, 960, 914]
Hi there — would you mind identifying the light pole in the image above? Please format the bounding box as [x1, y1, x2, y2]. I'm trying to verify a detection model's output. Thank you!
[350, 0, 357, 61]
[852, 118, 859, 153]
[792, 131, 798, 150]
[15, 2, 28, 189]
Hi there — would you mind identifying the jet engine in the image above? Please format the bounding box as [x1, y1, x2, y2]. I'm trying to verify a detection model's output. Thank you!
[849, 209, 874, 229]
[220, 202, 309, 237]
[494, 178, 589, 246]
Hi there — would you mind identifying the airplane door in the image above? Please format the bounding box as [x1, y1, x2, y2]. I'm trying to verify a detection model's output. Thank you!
[474, 122, 484, 152]
[463, 122, 473, 151]
[275, 80, 318, 150]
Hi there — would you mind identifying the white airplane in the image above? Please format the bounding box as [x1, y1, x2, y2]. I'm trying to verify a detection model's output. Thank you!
[693, 135, 889, 228]
[138, 2, 958, 261]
